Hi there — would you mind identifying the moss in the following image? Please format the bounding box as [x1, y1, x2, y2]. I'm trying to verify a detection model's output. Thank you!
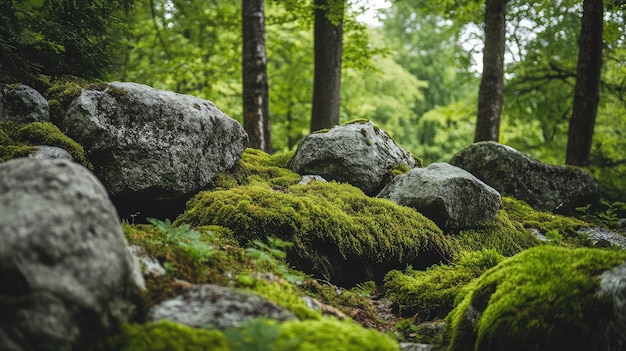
[344, 118, 371, 125]
[390, 162, 411, 176]
[0, 121, 90, 167]
[502, 196, 590, 239]
[243, 279, 322, 321]
[445, 246, 626, 351]
[240, 148, 302, 190]
[93, 320, 230, 351]
[279, 317, 400, 351]
[44, 77, 88, 124]
[14, 121, 91, 168]
[384, 249, 504, 321]
[175, 181, 458, 286]
[454, 208, 541, 257]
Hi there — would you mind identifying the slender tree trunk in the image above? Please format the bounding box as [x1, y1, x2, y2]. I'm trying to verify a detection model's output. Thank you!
[474, 0, 508, 142]
[310, 0, 344, 132]
[242, 0, 273, 153]
[566, 0, 603, 166]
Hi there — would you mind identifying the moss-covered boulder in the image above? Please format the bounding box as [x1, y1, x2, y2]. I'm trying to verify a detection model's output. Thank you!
[445, 246, 626, 351]
[176, 181, 458, 286]
[450, 141, 600, 214]
[0, 84, 49, 123]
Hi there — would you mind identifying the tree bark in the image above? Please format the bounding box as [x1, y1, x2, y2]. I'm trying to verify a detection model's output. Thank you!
[566, 0, 603, 166]
[310, 0, 344, 132]
[242, 0, 273, 153]
[474, 0, 508, 142]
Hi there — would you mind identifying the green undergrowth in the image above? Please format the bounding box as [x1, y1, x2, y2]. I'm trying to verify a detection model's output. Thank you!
[0, 121, 90, 167]
[175, 180, 458, 286]
[502, 196, 591, 240]
[384, 249, 505, 322]
[445, 246, 626, 351]
[95, 316, 400, 351]
[453, 208, 541, 257]
[44, 76, 89, 124]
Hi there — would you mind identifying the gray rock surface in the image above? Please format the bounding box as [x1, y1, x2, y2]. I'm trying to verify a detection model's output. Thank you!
[289, 121, 417, 196]
[147, 284, 297, 329]
[378, 162, 501, 229]
[578, 227, 626, 249]
[29, 145, 73, 160]
[0, 158, 144, 351]
[449, 141, 599, 214]
[597, 260, 626, 351]
[60, 82, 248, 219]
[0, 84, 49, 123]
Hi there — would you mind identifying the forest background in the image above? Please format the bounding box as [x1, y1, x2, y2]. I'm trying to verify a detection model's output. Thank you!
[1, 0, 625, 203]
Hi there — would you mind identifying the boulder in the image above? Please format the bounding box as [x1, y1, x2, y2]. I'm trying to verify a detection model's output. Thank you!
[378, 163, 501, 230]
[60, 82, 248, 220]
[147, 284, 297, 329]
[0, 158, 144, 351]
[29, 145, 73, 160]
[0, 84, 50, 123]
[445, 246, 626, 351]
[289, 120, 417, 196]
[449, 141, 599, 214]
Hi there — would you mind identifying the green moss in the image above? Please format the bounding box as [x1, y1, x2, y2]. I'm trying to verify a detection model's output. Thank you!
[93, 320, 230, 351]
[390, 162, 411, 176]
[240, 148, 302, 190]
[454, 209, 541, 257]
[14, 121, 91, 168]
[279, 317, 400, 351]
[445, 246, 626, 351]
[384, 249, 504, 321]
[44, 77, 88, 124]
[0, 121, 90, 167]
[243, 279, 322, 321]
[344, 118, 371, 125]
[175, 181, 458, 286]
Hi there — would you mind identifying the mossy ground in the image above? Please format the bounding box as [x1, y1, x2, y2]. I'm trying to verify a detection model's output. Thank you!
[444, 246, 626, 351]
[113, 147, 624, 351]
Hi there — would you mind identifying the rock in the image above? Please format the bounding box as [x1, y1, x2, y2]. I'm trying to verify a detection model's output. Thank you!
[289, 120, 417, 196]
[299, 174, 328, 185]
[578, 227, 626, 249]
[445, 246, 626, 351]
[400, 343, 434, 351]
[449, 141, 599, 214]
[0, 158, 144, 351]
[147, 284, 297, 329]
[378, 163, 501, 230]
[29, 145, 73, 160]
[128, 245, 166, 278]
[0, 84, 50, 123]
[60, 82, 248, 220]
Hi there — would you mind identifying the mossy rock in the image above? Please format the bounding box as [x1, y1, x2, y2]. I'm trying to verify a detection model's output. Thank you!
[384, 249, 505, 321]
[453, 207, 541, 257]
[502, 196, 591, 245]
[0, 121, 90, 167]
[176, 181, 458, 286]
[445, 246, 626, 351]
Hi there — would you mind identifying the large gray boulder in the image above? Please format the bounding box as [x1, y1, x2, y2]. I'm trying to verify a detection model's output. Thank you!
[0, 84, 50, 123]
[147, 284, 297, 330]
[0, 158, 144, 351]
[60, 82, 248, 220]
[378, 162, 501, 230]
[289, 120, 417, 196]
[449, 141, 599, 214]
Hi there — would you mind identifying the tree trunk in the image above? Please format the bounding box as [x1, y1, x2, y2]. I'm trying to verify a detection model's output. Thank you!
[242, 0, 273, 153]
[566, 0, 603, 166]
[474, 0, 508, 142]
[310, 0, 344, 132]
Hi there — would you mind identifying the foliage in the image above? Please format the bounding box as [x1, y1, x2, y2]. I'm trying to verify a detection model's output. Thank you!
[0, 121, 90, 168]
[445, 246, 626, 351]
[577, 201, 626, 228]
[0, 0, 134, 86]
[146, 218, 215, 266]
[384, 249, 504, 321]
[223, 318, 301, 351]
[245, 237, 305, 285]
